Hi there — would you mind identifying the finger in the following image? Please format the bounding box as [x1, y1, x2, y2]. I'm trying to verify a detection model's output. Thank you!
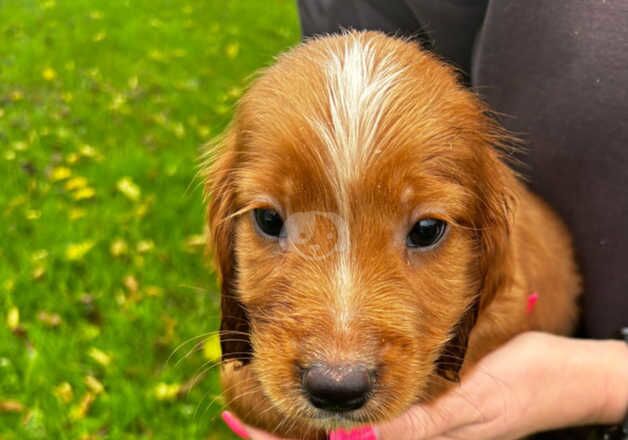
[376, 384, 485, 440]
[221, 411, 293, 440]
[375, 403, 449, 440]
[222, 411, 250, 439]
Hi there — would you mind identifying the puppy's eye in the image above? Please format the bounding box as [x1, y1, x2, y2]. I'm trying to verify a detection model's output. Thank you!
[253, 208, 284, 238]
[406, 218, 447, 249]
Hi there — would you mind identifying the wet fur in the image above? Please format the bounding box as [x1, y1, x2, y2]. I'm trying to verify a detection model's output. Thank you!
[204, 32, 580, 439]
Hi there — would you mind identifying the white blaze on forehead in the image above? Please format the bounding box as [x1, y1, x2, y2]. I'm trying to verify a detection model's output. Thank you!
[310, 35, 405, 331]
[313, 35, 405, 194]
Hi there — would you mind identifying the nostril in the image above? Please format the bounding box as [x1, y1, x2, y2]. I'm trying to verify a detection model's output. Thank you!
[302, 363, 374, 412]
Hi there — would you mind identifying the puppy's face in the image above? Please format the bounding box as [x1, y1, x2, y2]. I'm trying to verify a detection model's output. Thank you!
[208, 32, 514, 431]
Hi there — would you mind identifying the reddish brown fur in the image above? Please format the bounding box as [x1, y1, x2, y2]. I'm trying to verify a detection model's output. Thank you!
[205, 32, 580, 439]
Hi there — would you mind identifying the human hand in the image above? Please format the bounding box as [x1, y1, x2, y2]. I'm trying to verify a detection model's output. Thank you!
[222, 332, 628, 440]
[376, 332, 628, 439]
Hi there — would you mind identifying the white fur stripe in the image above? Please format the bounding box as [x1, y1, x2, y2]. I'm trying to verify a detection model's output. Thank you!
[310, 35, 405, 331]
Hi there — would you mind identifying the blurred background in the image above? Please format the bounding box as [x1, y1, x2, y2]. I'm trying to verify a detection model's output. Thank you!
[0, 1, 299, 438]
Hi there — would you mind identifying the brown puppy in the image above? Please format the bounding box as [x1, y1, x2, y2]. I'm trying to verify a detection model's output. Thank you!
[205, 31, 580, 439]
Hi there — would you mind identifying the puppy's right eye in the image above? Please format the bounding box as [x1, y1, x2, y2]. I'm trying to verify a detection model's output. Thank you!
[253, 208, 284, 238]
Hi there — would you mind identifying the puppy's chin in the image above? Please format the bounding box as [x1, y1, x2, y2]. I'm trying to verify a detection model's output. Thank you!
[221, 357, 449, 438]
[221, 362, 327, 439]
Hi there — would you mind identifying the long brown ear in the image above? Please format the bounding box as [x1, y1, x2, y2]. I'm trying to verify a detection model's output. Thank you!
[436, 143, 517, 381]
[205, 129, 252, 367]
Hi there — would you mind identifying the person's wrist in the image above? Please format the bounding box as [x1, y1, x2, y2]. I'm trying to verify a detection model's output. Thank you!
[595, 339, 628, 425]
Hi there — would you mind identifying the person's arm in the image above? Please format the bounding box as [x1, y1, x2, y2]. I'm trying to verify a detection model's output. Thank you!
[223, 332, 628, 440]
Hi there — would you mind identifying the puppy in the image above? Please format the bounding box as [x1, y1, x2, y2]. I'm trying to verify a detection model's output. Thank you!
[205, 31, 580, 439]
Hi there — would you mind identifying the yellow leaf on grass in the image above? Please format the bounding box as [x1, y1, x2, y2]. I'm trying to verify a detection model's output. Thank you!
[65, 176, 88, 191]
[51, 166, 72, 181]
[65, 152, 79, 164]
[10, 90, 23, 102]
[6, 307, 19, 330]
[203, 333, 221, 361]
[70, 392, 95, 420]
[154, 382, 181, 401]
[88, 347, 111, 367]
[0, 400, 23, 413]
[32, 265, 46, 280]
[93, 31, 106, 42]
[84, 375, 104, 394]
[42, 67, 56, 81]
[72, 187, 95, 200]
[37, 311, 61, 327]
[79, 144, 99, 159]
[54, 382, 74, 403]
[68, 208, 86, 220]
[184, 233, 206, 250]
[32, 249, 48, 261]
[123, 275, 138, 293]
[110, 239, 128, 257]
[136, 240, 154, 253]
[25, 209, 41, 220]
[225, 42, 239, 59]
[65, 241, 94, 261]
[116, 177, 141, 201]
[144, 286, 162, 297]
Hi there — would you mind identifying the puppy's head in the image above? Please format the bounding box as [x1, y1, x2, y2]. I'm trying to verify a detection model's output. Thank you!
[207, 32, 515, 431]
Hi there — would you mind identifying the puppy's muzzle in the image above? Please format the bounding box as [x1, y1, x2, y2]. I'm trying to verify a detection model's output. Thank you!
[302, 363, 375, 412]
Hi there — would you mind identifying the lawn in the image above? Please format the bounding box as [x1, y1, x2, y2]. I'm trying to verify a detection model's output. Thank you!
[0, 1, 299, 438]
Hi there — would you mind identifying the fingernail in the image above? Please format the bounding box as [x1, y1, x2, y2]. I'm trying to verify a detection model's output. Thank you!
[221, 411, 250, 439]
[329, 426, 377, 440]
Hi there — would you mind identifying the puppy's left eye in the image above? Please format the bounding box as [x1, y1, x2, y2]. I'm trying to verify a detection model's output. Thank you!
[253, 208, 284, 239]
[406, 218, 447, 249]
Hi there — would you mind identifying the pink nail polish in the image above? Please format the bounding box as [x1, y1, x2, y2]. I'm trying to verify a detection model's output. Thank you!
[221, 411, 250, 439]
[329, 426, 377, 440]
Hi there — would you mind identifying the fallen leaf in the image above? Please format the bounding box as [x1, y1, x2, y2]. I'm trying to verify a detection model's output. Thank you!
[37, 311, 62, 327]
[116, 177, 141, 201]
[0, 400, 23, 413]
[68, 208, 86, 220]
[144, 286, 162, 297]
[42, 67, 56, 81]
[123, 275, 138, 293]
[6, 307, 19, 330]
[72, 187, 95, 200]
[70, 392, 95, 420]
[203, 333, 221, 361]
[110, 239, 128, 257]
[225, 42, 239, 59]
[84, 375, 104, 394]
[51, 166, 72, 181]
[65, 241, 94, 261]
[32, 266, 46, 280]
[65, 176, 88, 191]
[54, 382, 73, 403]
[154, 382, 181, 401]
[88, 347, 111, 367]
[136, 240, 154, 253]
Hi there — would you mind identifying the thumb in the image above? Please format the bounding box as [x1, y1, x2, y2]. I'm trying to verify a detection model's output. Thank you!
[375, 385, 483, 440]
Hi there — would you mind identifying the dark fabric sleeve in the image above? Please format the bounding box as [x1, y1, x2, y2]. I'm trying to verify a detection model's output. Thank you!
[472, 0, 628, 338]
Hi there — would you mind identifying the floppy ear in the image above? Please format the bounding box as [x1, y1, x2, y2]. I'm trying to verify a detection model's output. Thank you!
[436, 143, 517, 381]
[206, 129, 252, 366]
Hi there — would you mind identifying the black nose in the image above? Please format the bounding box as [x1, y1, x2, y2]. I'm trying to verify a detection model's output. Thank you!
[302, 363, 374, 412]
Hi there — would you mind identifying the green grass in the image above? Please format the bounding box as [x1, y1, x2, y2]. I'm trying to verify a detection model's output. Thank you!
[0, 1, 299, 438]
